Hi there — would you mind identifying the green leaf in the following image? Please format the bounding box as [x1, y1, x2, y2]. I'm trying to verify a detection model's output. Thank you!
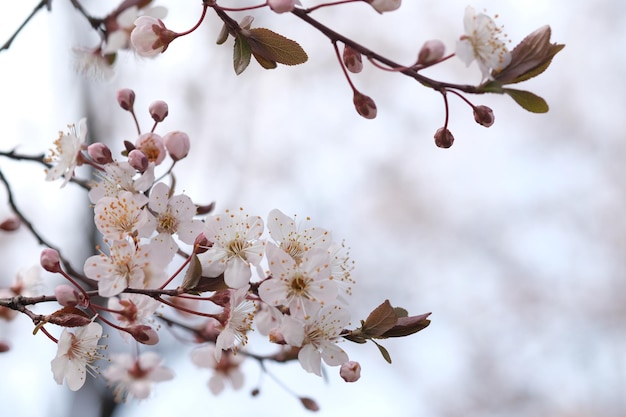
[361, 300, 398, 337]
[372, 340, 392, 364]
[233, 35, 252, 75]
[246, 28, 308, 66]
[504, 88, 549, 113]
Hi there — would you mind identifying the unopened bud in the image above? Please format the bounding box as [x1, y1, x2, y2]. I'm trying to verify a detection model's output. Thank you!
[149, 100, 169, 122]
[473, 105, 495, 127]
[340, 361, 361, 382]
[128, 149, 149, 173]
[40, 248, 62, 273]
[0, 341, 10, 353]
[343, 45, 363, 73]
[194, 233, 211, 254]
[163, 131, 190, 161]
[353, 91, 377, 119]
[117, 88, 135, 111]
[299, 397, 320, 412]
[87, 143, 113, 164]
[369, 0, 401, 14]
[434, 127, 454, 148]
[268, 0, 296, 13]
[135, 132, 166, 165]
[54, 284, 87, 307]
[0, 217, 20, 231]
[417, 39, 445, 65]
[127, 324, 159, 345]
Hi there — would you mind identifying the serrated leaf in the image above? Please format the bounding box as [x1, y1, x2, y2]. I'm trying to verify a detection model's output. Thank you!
[233, 35, 252, 75]
[180, 254, 202, 291]
[246, 28, 308, 66]
[504, 88, 549, 113]
[372, 340, 392, 364]
[362, 300, 398, 337]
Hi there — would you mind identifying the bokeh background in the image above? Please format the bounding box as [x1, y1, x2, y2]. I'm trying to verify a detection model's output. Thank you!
[1, 1, 625, 416]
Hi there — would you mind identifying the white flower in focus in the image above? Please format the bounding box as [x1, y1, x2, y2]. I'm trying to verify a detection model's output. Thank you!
[51, 322, 105, 391]
[455, 6, 511, 80]
[102, 351, 173, 401]
[84, 240, 148, 297]
[88, 161, 154, 203]
[281, 305, 350, 376]
[267, 209, 331, 264]
[259, 243, 337, 319]
[369, 0, 401, 13]
[191, 345, 245, 395]
[147, 182, 205, 249]
[214, 286, 255, 362]
[94, 191, 151, 241]
[198, 208, 266, 289]
[45, 118, 87, 187]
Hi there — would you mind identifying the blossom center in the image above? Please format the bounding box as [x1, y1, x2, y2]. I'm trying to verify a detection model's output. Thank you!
[288, 273, 311, 299]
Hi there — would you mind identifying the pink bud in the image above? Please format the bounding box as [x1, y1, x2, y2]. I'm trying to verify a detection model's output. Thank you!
[434, 127, 455, 148]
[40, 248, 62, 273]
[473, 105, 495, 127]
[87, 143, 113, 164]
[268, 0, 296, 13]
[343, 45, 363, 73]
[130, 16, 178, 57]
[194, 233, 211, 254]
[127, 324, 159, 345]
[54, 284, 87, 307]
[0, 217, 20, 231]
[353, 91, 377, 119]
[117, 88, 136, 111]
[163, 130, 190, 161]
[340, 361, 361, 382]
[299, 397, 320, 412]
[149, 100, 169, 122]
[128, 149, 149, 172]
[135, 132, 166, 165]
[417, 39, 445, 65]
[0, 341, 10, 353]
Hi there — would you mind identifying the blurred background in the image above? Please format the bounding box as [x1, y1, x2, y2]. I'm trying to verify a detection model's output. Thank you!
[1, 1, 625, 416]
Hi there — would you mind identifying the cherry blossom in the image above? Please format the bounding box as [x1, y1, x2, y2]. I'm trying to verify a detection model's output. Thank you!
[259, 243, 337, 319]
[455, 6, 511, 80]
[103, 5, 168, 54]
[267, 208, 331, 264]
[45, 118, 87, 187]
[108, 294, 160, 340]
[146, 182, 205, 251]
[94, 191, 151, 241]
[88, 161, 155, 204]
[102, 351, 174, 401]
[215, 286, 256, 361]
[51, 322, 105, 391]
[198, 208, 266, 289]
[281, 305, 350, 376]
[130, 16, 177, 57]
[191, 345, 245, 395]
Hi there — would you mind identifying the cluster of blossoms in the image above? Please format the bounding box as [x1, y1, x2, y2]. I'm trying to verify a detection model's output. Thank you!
[38, 90, 365, 402]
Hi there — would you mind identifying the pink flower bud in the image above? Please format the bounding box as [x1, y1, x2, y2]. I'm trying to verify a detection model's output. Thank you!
[54, 284, 87, 307]
[128, 149, 149, 172]
[343, 45, 363, 73]
[473, 105, 495, 127]
[417, 39, 445, 65]
[87, 142, 113, 164]
[369, 0, 401, 13]
[0, 217, 20, 231]
[130, 16, 178, 57]
[127, 324, 159, 345]
[40, 248, 62, 273]
[340, 361, 361, 382]
[299, 397, 320, 412]
[117, 88, 135, 111]
[163, 130, 190, 161]
[268, 0, 296, 13]
[194, 233, 211, 253]
[353, 91, 377, 119]
[434, 127, 455, 148]
[0, 341, 10, 353]
[135, 132, 166, 165]
[149, 100, 169, 122]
